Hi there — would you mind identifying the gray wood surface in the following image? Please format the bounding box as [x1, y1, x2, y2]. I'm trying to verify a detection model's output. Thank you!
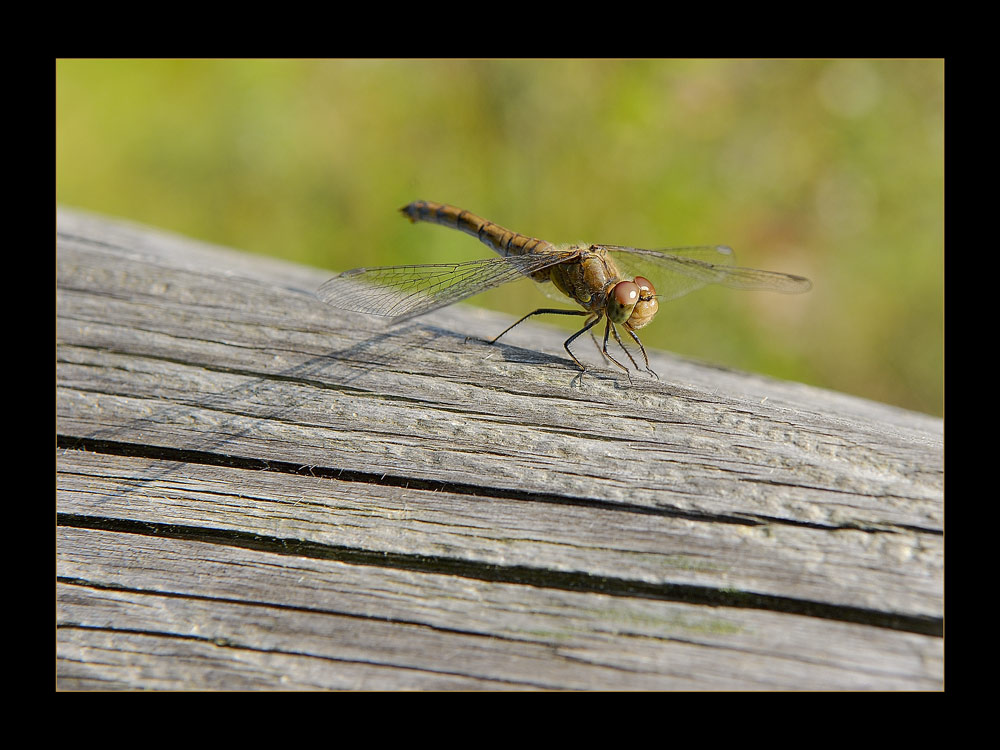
[56, 207, 943, 690]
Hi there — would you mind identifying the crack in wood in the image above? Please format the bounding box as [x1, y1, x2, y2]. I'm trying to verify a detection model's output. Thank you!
[57, 512, 942, 638]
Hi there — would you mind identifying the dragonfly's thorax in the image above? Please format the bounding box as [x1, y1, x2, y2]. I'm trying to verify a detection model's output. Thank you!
[549, 245, 623, 312]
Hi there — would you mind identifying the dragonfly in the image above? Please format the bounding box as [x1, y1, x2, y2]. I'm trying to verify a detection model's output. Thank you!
[317, 200, 812, 379]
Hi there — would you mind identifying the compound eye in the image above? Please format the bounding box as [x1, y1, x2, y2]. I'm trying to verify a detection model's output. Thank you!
[607, 280, 640, 323]
[613, 280, 640, 307]
[633, 276, 655, 297]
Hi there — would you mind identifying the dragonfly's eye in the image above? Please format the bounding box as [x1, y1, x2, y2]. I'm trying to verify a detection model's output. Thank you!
[634, 276, 656, 298]
[607, 280, 640, 324]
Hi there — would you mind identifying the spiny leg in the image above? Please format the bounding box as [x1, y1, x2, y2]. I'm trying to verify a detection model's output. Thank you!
[609, 323, 640, 371]
[587, 323, 638, 381]
[562, 314, 603, 371]
[588, 328, 638, 372]
[489, 308, 589, 344]
[624, 323, 659, 379]
[589, 331, 603, 360]
[601, 321, 634, 383]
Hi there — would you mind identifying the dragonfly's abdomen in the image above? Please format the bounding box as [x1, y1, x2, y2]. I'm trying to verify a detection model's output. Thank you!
[401, 201, 556, 276]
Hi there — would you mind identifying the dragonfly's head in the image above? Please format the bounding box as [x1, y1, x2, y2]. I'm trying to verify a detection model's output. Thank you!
[627, 276, 658, 329]
[606, 276, 658, 328]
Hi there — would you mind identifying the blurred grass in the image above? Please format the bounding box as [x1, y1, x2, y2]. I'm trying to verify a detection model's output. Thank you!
[56, 59, 943, 416]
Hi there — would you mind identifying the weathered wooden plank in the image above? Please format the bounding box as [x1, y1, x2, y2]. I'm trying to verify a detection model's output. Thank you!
[58, 450, 940, 622]
[57, 528, 941, 690]
[56, 208, 943, 690]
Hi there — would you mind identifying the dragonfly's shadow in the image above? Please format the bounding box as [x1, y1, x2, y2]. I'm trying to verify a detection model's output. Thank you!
[318, 306, 639, 389]
[460, 328, 636, 387]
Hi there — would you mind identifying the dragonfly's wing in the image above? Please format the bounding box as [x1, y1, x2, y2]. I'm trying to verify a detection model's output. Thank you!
[603, 245, 811, 302]
[316, 251, 577, 322]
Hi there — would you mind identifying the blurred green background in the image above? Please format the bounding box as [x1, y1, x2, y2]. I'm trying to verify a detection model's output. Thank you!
[56, 59, 943, 416]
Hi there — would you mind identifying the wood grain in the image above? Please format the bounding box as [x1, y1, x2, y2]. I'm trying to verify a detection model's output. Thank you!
[56, 208, 943, 690]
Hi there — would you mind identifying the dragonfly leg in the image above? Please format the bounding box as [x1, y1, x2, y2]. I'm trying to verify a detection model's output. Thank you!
[609, 323, 640, 371]
[489, 308, 589, 344]
[623, 323, 659, 379]
[601, 321, 634, 383]
[588, 328, 637, 371]
[562, 314, 602, 371]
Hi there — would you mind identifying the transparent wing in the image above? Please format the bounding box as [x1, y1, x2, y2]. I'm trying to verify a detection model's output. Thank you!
[602, 245, 812, 302]
[316, 250, 578, 322]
